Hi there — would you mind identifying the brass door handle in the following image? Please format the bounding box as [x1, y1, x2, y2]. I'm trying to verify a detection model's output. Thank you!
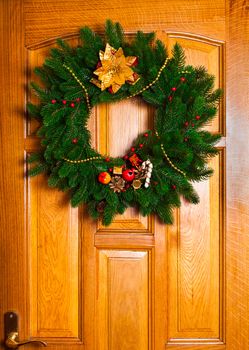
[5, 332, 47, 349]
[4, 312, 47, 349]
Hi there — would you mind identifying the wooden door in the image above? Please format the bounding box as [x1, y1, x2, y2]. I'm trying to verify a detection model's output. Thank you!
[1, 1, 249, 350]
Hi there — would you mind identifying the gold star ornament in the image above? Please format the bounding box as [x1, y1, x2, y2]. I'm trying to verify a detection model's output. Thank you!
[91, 43, 139, 93]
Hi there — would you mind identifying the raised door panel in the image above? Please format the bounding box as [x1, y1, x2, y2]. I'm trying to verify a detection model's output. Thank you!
[94, 99, 154, 232]
[96, 250, 151, 350]
[29, 174, 81, 340]
[164, 34, 226, 347]
[26, 39, 83, 343]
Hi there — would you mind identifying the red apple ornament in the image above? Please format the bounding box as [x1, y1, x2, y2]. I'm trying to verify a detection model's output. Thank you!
[122, 169, 135, 182]
[98, 172, 111, 185]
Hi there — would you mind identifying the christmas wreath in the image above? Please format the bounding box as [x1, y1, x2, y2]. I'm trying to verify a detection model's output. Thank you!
[28, 20, 222, 226]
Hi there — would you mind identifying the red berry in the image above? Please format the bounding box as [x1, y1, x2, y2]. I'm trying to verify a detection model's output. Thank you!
[184, 121, 189, 127]
[180, 77, 186, 82]
[70, 102, 75, 108]
[184, 137, 188, 142]
[72, 138, 78, 144]
[109, 168, 113, 172]
[196, 115, 201, 120]
[76, 98, 81, 102]
[171, 87, 177, 91]
[172, 185, 177, 190]
[139, 144, 144, 148]
[108, 87, 114, 94]
[51, 99, 56, 104]
[123, 155, 129, 160]
[168, 96, 173, 102]
[62, 100, 67, 105]
[131, 147, 135, 152]
[105, 157, 110, 162]
[192, 123, 195, 127]
[144, 132, 149, 137]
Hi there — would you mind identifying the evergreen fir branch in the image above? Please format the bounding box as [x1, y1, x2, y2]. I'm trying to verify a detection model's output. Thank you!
[71, 184, 88, 207]
[105, 20, 125, 49]
[27, 21, 222, 226]
[27, 102, 42, 119]
[30, 82, 51, 101]
[27, 152, 43, 164]
[172, 43, 186, 69]
[29, 163, 48, 176]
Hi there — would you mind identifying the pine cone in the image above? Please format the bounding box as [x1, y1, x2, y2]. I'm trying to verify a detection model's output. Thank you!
[109, 176, 125, 193]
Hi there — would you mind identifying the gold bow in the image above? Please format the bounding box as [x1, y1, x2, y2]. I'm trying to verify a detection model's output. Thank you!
[91, 43, 139, 93]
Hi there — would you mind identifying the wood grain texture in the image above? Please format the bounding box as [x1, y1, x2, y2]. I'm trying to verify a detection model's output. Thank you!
[0, 0, 27, 344]
[29, 174, 80, 339]
[226, 0, 249, 349]
[95, 99, 154, 232]
[4, 1, 249, 350]
[167, 152, 225, 343]
[23, 0, 226, 47]
[166, 33, 225, 134]
[96, 250, 150, 350]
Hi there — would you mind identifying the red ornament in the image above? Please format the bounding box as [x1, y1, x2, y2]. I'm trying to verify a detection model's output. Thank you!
[144, 132, 149, 137]
[105, 157, 110, 162]
[131, 147, 135, 152]
[70, 102, 75, 108]
[122, 169, 135, 182]
[172, 185, 177, 190]
[72, 138, 78, 144]
[180, 77, 186, 82]
[171, 87, 177, 92]
[62, 100, 67, 105]
[98, 172, 111, 185]
[195, 115, 201, 120]
[139, 143, 144, 148]
[184, 121, 189, 127]
[51, 99, 56, 104]
[129, 153, 142, 167]
[168, 95, 173, 102]
[123, 155, 129, 160]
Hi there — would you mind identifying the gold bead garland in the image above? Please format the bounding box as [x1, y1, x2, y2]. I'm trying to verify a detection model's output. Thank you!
[62, 59, 190, 165]
[62, 156, 102, 164]
[155, 131, 186, 177]
[62, 58, 171, 164]
[63, 64, 91, 111]
[126, 57, 169, 99]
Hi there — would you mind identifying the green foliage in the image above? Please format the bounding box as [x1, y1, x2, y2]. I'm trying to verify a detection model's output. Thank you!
[28, 20, 222, 226]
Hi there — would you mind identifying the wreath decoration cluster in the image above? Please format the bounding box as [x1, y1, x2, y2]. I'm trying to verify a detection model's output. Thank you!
[28, 20, 222, 226]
